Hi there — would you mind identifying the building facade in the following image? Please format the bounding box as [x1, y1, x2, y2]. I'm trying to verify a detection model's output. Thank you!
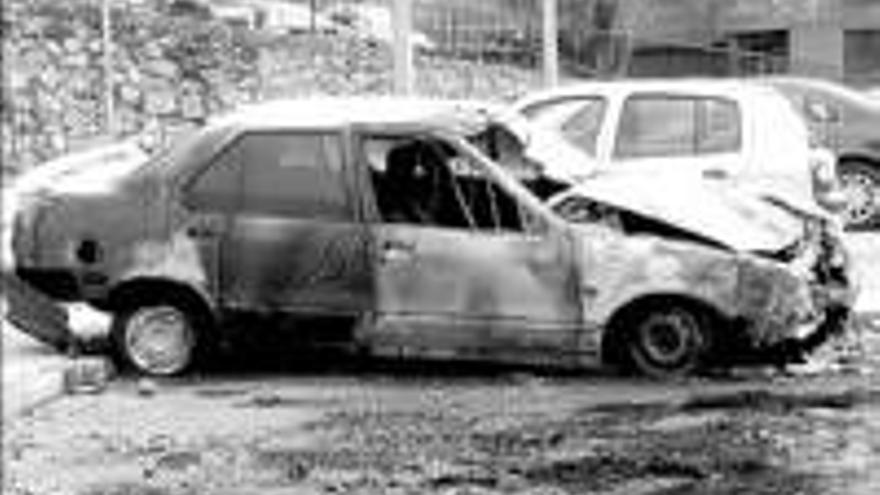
[618, 0, 880, 86]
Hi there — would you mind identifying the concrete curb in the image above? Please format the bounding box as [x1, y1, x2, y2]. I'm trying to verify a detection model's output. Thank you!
[2, 331, 69, 421]
[2, 302, 113, 420]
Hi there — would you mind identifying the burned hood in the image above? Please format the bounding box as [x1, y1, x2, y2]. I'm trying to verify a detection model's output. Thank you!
[559, 176, 805, 253]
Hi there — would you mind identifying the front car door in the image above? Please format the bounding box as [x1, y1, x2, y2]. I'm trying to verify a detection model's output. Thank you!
[356, 131, 584, 364]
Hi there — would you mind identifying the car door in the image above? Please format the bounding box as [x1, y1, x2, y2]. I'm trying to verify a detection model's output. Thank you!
[608, 93, 744, 184]
[358, 133, 583, 362]
[189, 131, 371, 315]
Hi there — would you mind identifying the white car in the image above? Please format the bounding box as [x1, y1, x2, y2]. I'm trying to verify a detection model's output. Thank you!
[511, 79, 845, 220]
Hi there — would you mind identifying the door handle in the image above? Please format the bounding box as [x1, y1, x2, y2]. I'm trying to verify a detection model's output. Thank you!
[702, 168, 729, 180]
[380, 239, 415, 263]
[383, 239, 415, 252]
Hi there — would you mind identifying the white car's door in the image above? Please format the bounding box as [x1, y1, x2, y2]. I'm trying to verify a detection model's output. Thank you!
[603, 93, 744, 185]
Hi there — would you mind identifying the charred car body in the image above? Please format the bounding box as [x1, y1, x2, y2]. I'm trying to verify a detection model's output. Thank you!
[4, 98, 855, 377]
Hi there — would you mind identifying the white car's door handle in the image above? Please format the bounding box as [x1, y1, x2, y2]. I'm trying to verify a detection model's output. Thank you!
[703, 168, 729, 180]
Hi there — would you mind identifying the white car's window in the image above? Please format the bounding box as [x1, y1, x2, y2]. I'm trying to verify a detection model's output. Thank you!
[521, 97, 606, 156]
[700, 98, 741, 154]
[615, 95, 741, 159]
[615, 96, 697, 158]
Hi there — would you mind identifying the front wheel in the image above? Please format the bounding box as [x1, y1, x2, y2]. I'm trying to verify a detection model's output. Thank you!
[838, 160, 880, 230]
[624, 305, 711, 379]
[111, 301, 205, 376]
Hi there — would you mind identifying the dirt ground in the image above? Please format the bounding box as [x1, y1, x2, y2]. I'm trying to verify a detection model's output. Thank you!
[4, 315, 880, 495]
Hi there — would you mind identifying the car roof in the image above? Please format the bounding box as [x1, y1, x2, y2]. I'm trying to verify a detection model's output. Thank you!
[162, 97, 513, 180]
[206, 97, 503, 133]
[513, 78, 785, 106]
[755, 76, 880, 110]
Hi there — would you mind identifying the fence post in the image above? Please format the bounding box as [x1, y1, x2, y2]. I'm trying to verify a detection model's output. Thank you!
[542, 0, 559, 87]
[392, 0, 414, 95]
[101, 0, 115, 136]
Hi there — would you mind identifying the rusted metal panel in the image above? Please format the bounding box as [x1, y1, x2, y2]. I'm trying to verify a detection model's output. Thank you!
[221, 216, 373, 314]
[735, 257, 821, 347]
[116, 230, 214, 299]
[577, 228, 741, 326]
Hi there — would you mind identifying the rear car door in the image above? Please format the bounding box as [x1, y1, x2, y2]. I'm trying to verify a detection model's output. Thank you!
[186, 131, 371, 315]
[608, 93, 744, 184]
[359, 133, 583, 362]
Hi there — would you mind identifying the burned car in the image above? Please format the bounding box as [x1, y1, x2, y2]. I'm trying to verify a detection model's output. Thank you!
[3, 98, 855, 377]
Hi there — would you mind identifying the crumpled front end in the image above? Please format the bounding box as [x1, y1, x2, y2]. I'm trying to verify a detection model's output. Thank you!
[735, 257, 821, 348]
[733, 220, 856, 361]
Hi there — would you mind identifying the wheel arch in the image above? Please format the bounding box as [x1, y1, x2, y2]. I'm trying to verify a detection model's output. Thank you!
[838, 153, 880, 168]
[599, 292, 728, 368]
[106, 277, 217, 327]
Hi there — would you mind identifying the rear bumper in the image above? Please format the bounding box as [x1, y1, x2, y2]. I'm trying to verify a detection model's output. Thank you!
[2, 271, 72, 351]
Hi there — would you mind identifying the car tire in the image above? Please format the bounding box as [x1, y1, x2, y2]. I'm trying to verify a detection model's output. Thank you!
[838, 160, 880, 230]
[624, 304, 711, 379]
[111, 299, 207, 376]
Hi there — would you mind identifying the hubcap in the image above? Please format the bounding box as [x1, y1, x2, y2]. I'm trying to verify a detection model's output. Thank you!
[125, 306, 193, 375]
[840, 172, 878, 225]
[638, 312, 697, 367]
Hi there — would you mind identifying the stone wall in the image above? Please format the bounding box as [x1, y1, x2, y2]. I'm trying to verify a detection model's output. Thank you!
[3, 1, 541, 177]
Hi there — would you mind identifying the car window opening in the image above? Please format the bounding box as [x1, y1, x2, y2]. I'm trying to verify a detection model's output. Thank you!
[468, 124, 570, 201]
[365, 136, 526, 233]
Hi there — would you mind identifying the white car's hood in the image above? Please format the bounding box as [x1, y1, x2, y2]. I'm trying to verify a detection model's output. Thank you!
[562, 176, 805, 253]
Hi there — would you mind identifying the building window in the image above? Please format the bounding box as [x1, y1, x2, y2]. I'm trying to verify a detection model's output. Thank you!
[727, 30, 790, 76]
[845, 30, 880, 87]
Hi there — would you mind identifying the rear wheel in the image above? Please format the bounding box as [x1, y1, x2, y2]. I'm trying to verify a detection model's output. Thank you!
[624, 304, 711, 379]
[839, 160, 880, 230]
[111, 301, 206, 376]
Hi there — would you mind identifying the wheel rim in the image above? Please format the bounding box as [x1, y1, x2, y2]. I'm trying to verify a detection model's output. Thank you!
[124, 306, 194, 375]
[840, 171, 877, 225]
[636, 311, 699, 369]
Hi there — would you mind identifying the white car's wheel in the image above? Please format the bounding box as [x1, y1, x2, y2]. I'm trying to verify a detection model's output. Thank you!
[113, 303, 200, 376]
[839, 161, 880, 230]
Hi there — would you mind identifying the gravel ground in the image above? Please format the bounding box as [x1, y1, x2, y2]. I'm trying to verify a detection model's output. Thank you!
[4, 325, 880, 495]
